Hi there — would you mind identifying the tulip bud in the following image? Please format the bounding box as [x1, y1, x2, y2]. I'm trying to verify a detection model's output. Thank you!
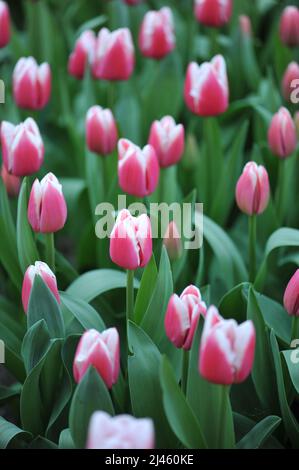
[268, 107, 297, 158]
[110, 209, 152, 270]
[73, 328, 120, 388]
[13, 57, 51, 110]
[68, 30, 96, 79]
[87, 412, 154, 449]
[163, 221, 182, 260]
[184, 55, 229, 116]
[1, 118, 44, 177]
[239, 15, 252, 36]
[86, 106, 118, 155]
[22, 261, 60, 313]
[283, 270, 299, 316]
[235, 162, 270, 216]
[282, 62, 299, 102]
[199, 306, 256, 385]
[138, 7, 175, 60]
[123, 0, 142, 5]
[279, 6, 299, 47]
[1, 164, 20, 198]
[118, 139, 159, 197]
[165, 285, 207, 350]
[92, 28, 135, 81]
[0, 1, 10, 48]
[148, 116, 185, 168]
[27, 173, 67, 233]
[194, 0, 233, 28]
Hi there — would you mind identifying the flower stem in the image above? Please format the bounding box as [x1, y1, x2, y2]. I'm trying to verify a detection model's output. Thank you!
[248, 215, 256, 283]
[181, 349, 189, 395]
[45, 232, 55, 272]
[126, 269, 135, 322]
[276, 159, 285, 223]
[217, 385, 228, 449]
[291, 316, 299, 341]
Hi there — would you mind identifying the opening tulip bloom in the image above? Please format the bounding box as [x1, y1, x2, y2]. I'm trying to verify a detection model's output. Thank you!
[148, 116, 185, 168]
[165, 285, 207, 350]
[235, 162, 270, 216]
[92, 28, 135, 81]
[199, 306, 256, 385]
[282, 62, 299, 102]
[13, 57, 51, 110]
[1, 164, 20, 198]
[163, 221, 182, 261]
[1, 118, 44, 177]
[110, 209, 152, 270]
[138, 7, 175, 60]
[268, 107, 297, 158]
[279, 6, 299, 47]
[194, 0, 233, 28]
[0, 1, 10, 48]
[118, 139, 159, 197]
[68, 30, 96, 79]
[28, 173, 67, 233]
[21, 261, 60, 313]
[86, 106, 118, 155]
[73, 328, 120, 388]
[86, 412, 154, 449]
[283, 270, 299, 316]
[184, 55, 229, 116]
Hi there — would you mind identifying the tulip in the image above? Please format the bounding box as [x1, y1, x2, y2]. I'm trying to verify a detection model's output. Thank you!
[92, 28, 135, 81]
[235, 162, 270, 216]
[123, 0, 142, 5]
[13, 57, 51, 110]
[148, 116, 184, 168]
[268, 107, 297, 159]
[118, 139, 159, 198]
[21, 261, 60, 313]
[284, 270, 299, 316]
[68, 30, 96, 79]
[184, 55, 229, 116]
[282, 62, 299, 102]
[239, 15, 252, 36]
[1, 118, 44, 177]
[194, 0, 233, 28]
[0, 1, 10, 48]
[163, 221, 182, 261]
[86, 412, 154, 449]
[73, 328, 120, 388]
[27, 173, 67, 233]
[138, 7, 175, 60]
[199, 306, 256, 385]
[165, 285, 207, 350]
[279, 6, 299, 47]
[86, 106, 118, 155]
[1, 164, 20, 198]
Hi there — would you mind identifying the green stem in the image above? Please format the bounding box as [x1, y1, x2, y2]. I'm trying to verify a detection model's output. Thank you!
[291, 316, 299, 341]
[248, 215, 256, 283]
[45, 232, 55, 272]
[109, 81, 116, 111]
[209, 27, 219, 56]
[275, 160, 285, 223]
[181, 349, 189, 395]
[217, 385, 228, 449]
[159, 168, 165, 203]
[126, 269, 135, 322]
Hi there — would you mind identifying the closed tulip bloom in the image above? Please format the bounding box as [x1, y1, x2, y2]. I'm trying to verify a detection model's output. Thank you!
[22, 261, 60, 313]
[163, 221, 182, 260]
[1, 118, 44, 176]
[184, 55, 229, 116]
[235, 162, 270, 216]
[194, 0, 233, 28]
[282, 62, 299, 102]
[68, 30, 96, 79]
[92, 28, 135, 81]
[0, 1, 10, 48]
[86, 106, 118, 155]
[239, 15, 252, 36]
[284, 270, 299, 316]
[268, 107, 297, 158]
[1, 164, 20, 197]
[13, 57, 51, 110]
[87, 412, 154, 449]
[28, 173, 67, 233]
[73, 328, 120, 388]
[118, 139, 159, 197]
[199, 306, 256, 385]
[110, 209, 152, 270]
[138, 7, 175, 60]
[165, 285, 207, 350]
[148, 116, 185, 168]
[279, 6, 299, 47]
[123, 0, 142, 5]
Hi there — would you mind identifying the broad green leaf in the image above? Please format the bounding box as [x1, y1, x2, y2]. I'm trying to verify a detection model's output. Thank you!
[59, 429, 75, 449]
[21, 319, 51, 374]
[134, 256, 158, 324]
[237, 416, 281, 449]
[76, 15, 107, 37]
[0, 383, 21, 405]
[60, 292, 105, 332]
[29, 436, 58, 449]
[0, 417, 31, 449]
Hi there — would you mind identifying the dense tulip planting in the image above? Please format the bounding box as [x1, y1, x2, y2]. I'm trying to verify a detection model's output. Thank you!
[1, 0, 299, 453]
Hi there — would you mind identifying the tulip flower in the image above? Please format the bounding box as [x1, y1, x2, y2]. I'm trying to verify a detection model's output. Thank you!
[268, 107, 297, 159]
[118, 139, 159, 197]
[282, 62, 299, 102]
[1, 164, 20, 198]
[21, 261, 60, 313]
[194, 0, 233, 28]
[92, 28, 135, 81]
[123, 0, 142, 5]
[235, 162, 270, 216]
[86, 412, 154, 449]
[0, 1, 10, 48]
[163, 221, 182, 260]
[239, 15, 252, 36]
[148, 116, 184, 168]
[138, 7, 175, 60]
[199, 306, 256, 385]
[279, 6, 299, 47]
[86, 106, 118, 155]
[13, 57, 51, 110]
[184, 55, 229, 116]
[68, 30, 96, 79]
[284, 270, 299, 317]
[1, 118, 44, 177]
[73, 328, 120, 388]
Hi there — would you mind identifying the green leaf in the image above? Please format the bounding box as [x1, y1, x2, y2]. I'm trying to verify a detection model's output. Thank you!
[255, 293, 291, 346]
[59, 429, 75, 449]
[0, 383, 21, 405]
[0, 416, 31, 449]
[283, 349, 299, 394]
[29, 436, 58, 449]
[60, 292, 105, 332]
[76, 15, 107, 36]
[134, 256, 158, 325]
[21, 319, 51, 374]
[237, 416, 281, 449]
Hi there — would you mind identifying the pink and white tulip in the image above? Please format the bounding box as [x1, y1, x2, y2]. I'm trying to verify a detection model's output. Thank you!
[163, 221, 182, 260]
[239, 15, 252, 37]
[1, 164, 20, 198]
[268, 107, 297, 159]
[138, 7, 175, 60]
[282, 62, 299, 102]
[86, 106, 118, 155]
[279, 6, 299, 47]
[68, 30, 96, 79]
[194, 0, 233, 28]
[284, 270, 299, 316]
[0, 1, 10, 48]
[235, 162, 270, 216]
[22, 261, 60, 313]
[13, 57, 51, 110]
[148, 116, 184, 168]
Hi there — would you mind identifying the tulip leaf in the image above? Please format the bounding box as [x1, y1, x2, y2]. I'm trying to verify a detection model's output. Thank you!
[21, 319, 51, 374]
[237, 415, 281, 449]
[282, 349, 299, 394]
[59, 429, 75, 449]
[0, 416, 31, 449]
[60, 292, 105, 332]
[134, 255, 158, 325]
